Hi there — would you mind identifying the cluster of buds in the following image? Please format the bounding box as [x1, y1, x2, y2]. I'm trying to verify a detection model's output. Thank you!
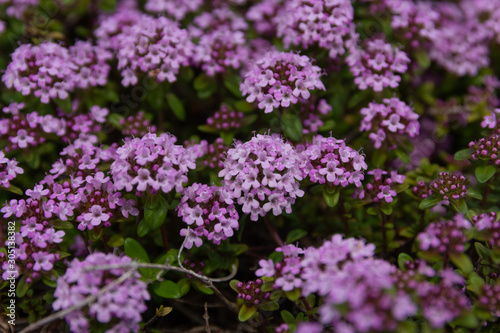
[234, 279, 270, 306]
[120, 111, 157, 137]
[201, 138, 231, 170]
[393, 259, 468, 328]
[206, 105, 244, 132]
[418, 215, 471, 256]
[428, 172, 469, 201]
[474, 212, 500, 248]
[352, 169, 405, 204]
[412, 180, 429, 199]
[183, 259, 205, 278]
[477, 284, 500, 317]
[469, 133, 500, 165]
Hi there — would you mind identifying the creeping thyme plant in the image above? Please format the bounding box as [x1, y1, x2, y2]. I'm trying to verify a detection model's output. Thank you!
[5, 0, 500, 332]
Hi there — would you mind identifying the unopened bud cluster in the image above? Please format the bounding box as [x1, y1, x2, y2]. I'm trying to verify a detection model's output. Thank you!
[235, 279, 270, 305]
[428, 172, 469, 201]
[469, 134, 500, 165]
[206, 105, 244, 131]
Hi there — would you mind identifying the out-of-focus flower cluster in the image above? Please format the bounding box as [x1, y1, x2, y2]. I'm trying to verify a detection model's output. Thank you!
[52, 253, 150, 333]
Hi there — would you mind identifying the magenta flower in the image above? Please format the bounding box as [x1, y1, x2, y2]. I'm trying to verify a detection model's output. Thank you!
[83, 205, 110, 227]
[240, 50, 325, 114]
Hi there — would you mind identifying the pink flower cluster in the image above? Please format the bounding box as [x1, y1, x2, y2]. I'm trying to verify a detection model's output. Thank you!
[0, 150, 23, 188]
[0, 0, 39, 19]
[120, 111, 157, 137]
[177, 183, 239, 249]
[3, 42, 110, 103]
[299, 135, 367, 187]
[299, 98, 332, 135]
[353, 168, 405, 204]
[274, 0, 355, 59]
[52, 253, 150, 333]
[97, 13, 193, 86]
[395, 260, 469, 328]
[347, 37, 410, 92]
[110, 132, 196, 194]
[145, 0, 202, 20]
[206, 105, 245, 132]
[418, 215, 471, 256]
[190, 8, 250, 76]
[360, 98, 419, 149]
[240, 50, 325, 113]
[258, 236, 417, 332]
[219, 133, 304, 221]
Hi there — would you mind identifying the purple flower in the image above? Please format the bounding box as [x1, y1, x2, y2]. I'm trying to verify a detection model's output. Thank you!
[219, 133, 304, 221]
[53, 253, 150, 333]
[83, 205, 110, 228]
[240, 50, 325, 114]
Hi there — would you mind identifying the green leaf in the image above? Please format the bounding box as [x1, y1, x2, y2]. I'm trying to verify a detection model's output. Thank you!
[259, 302, 279, 311]
[467, 187, 483, 200]
[323, 187, 340, 208]
[451, 198, 468, 215]
[450, 253, 474, 276]
[451, 311, 479, 329]
[152, 280, 181, 299]
[5, 185, 23, 195]
[137, 219, 150, 238]
[124, 238, 154, 279]
[318, 119, 335, 132]
[280, 111, 303, 141]
[193, 280, 214, 295]
[124, 238, 150, 263]
[166, 93, 186, 121]
[398, 253, 413, 270]
[197, 124, 218, 133]
[242, 114, 258, 127]
[466, 272, 485, 295]
[285, 289, 300, 301]
[41, 275, 57, 288]
[143, 193, 168, 231]
[55, 98, 72, 114]
[238, 304, 257, 322]
[281, 310, 295, 324]
[89, 227, 104, 242]
[380, 205, 393, 215]
[286, 229, 308, 244]
[107, 234, 125, 247]
[52, 220, 74, 229]
[395, 148, 411, 164]
[108, 113, 124, 130]
[16, 275, 29, 298]
[415, 50, 431, 68]
[177, 278, 191, 297]
[220, 131, 234, 145]
[475, 242, 491, 260]
[230, 279, 240, 292]
[223, 73, 243, 97]
[475, 165, 496, 183]
[419, 196, 442, 209]
[454, 148, 474, 161]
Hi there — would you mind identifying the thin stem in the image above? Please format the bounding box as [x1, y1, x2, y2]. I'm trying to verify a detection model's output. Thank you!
[339, 197, 349, 235]
[299, 296, 315, 322]
[160, 223, 170, 251]
[19, 270, 135, 333]
[381, 211, 387, 253]
[263, 217, 284, 247]
[84, 261, 239, 314]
